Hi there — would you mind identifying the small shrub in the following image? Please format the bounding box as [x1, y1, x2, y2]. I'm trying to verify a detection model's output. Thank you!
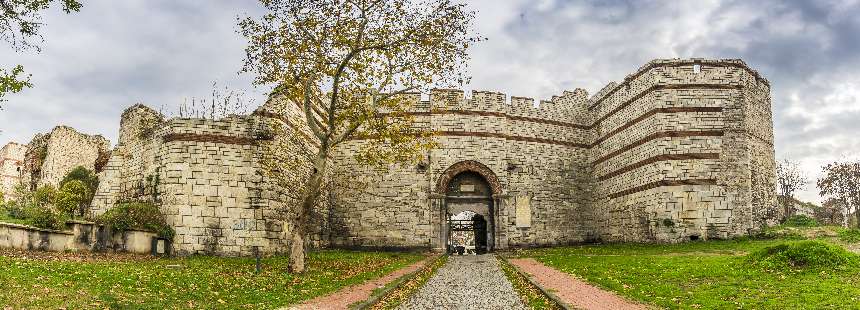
[756, 225, 804, 240]
[747, 240, 859, 270]
[33, 185, 57, 207]
[27, 207, 67, 230]
[3, 201, 30, 219]
[60, 166, 99, 204]
[838, 229, 860, 243]
[783, 215, 819, 227]
[97, 202, 175, 240]
[56, 180, 89, 217]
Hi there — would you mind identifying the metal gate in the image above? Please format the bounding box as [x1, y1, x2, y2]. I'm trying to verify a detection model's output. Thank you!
[447, 216, 488, 254]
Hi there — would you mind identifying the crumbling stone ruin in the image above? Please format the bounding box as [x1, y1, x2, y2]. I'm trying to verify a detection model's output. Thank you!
[7, 58, 777, 256]
[0, 142, 26, 199]
[0, 127, 109, 207]
[15, 126, 110, 191]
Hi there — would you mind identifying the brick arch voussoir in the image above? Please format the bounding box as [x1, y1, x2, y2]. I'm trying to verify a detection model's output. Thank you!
[436, 160, 502, 195]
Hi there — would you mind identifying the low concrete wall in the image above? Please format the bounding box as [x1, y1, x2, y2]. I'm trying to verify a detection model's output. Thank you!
[0, 220, 158, 254]
[0, 223, 74, 251]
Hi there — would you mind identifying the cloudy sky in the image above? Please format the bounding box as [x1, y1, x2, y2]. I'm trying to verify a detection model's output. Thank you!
[2, 0, 859, 203]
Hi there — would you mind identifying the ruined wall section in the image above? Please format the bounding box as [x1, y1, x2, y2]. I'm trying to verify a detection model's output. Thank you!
[93, 104, 165, 213]
[587, 59, 774, 242]
[40, 126, 110, 187]
[21, 126, 110, 190]
[0, 143, 26, 199]
[93, 102, 301, 256]
[154, 117, 287, 256]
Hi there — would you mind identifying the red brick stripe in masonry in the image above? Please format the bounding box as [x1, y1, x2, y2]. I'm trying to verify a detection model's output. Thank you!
[162, 133, 256, 145]
[435, 131, 591, 148]
[591, 130, 724, 166]
[607, 179, 717, 199]
[589, 84, 738, 123]
[588, 60, 764, 111]
[591, 107, 723, 146]
[401, 91, 726, 132]
[598, 153, 720, 181]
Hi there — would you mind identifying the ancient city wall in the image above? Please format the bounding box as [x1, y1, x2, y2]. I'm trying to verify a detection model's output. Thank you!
[41, 58, 775, 255]
[328, 87, 600, 250]
[327, 58, 775, 249]
[0, 142, 26, 199]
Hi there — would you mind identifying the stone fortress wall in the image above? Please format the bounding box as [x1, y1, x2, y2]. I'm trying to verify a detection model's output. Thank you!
[90, 104, 299, 256]
[328, 58, 776, 250]
[5, 58, 776, 255]
[586, 59, 775, 242]
[0, 142, 26, 199]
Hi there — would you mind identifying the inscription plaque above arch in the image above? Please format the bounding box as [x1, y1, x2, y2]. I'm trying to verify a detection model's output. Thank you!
[436, 160, 502, 195]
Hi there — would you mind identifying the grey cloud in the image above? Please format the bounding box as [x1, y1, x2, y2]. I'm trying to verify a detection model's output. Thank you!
[1, 0, 858, 203]
[0, 1, 267, 145]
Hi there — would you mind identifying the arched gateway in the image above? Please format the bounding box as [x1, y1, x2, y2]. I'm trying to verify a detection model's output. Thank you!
[431, 160, 502, 253]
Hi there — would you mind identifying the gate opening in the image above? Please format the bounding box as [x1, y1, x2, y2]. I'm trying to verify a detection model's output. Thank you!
[448, 211, 488, 255]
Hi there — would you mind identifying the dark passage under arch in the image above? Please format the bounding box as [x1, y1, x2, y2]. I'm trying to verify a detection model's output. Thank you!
[444, 170, 494, 254]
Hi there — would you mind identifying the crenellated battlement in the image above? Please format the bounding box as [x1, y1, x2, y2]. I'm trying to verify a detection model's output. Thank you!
[426, 87, 593, 126]
[588, 58, 770, 112]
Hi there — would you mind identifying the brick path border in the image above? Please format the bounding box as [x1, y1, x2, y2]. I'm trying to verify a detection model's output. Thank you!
[507, 257, 649, 310]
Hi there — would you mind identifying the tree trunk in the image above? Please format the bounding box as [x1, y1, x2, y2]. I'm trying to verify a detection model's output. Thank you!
[288, 224, 306, 273]
[287, 157, 326, 273]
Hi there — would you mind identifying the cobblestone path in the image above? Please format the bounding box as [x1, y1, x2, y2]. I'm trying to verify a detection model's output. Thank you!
[397, 254, 526, 310]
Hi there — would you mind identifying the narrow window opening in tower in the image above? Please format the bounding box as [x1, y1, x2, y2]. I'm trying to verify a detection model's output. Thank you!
[693, 64, 701, 73]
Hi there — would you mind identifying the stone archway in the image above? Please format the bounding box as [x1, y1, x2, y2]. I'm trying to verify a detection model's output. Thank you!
[432, 161, 502, 253]
[435, 160, 502, 195]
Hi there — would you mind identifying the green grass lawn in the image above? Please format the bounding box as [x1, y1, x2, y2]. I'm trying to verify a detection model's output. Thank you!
[520, 239, 860, 309]
[0, 249, 424, 309]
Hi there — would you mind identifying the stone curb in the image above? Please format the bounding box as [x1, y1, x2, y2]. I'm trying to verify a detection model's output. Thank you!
[352, 254, 445, 310]
[0, 221, 74, 235]
[497, 255, 572, 310]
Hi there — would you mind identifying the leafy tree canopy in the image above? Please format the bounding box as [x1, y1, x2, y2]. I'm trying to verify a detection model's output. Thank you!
[239, 0, 479, 273]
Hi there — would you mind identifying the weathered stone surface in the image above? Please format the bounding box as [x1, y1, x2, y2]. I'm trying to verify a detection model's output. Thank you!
[0, 142, 26, 199]
[20, 126, 110, 190]
[329, 58, 775, 249]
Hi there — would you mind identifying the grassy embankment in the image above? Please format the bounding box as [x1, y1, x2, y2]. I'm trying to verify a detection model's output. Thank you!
[0, 249, 423, 309]
[519, 230, 860, 309]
